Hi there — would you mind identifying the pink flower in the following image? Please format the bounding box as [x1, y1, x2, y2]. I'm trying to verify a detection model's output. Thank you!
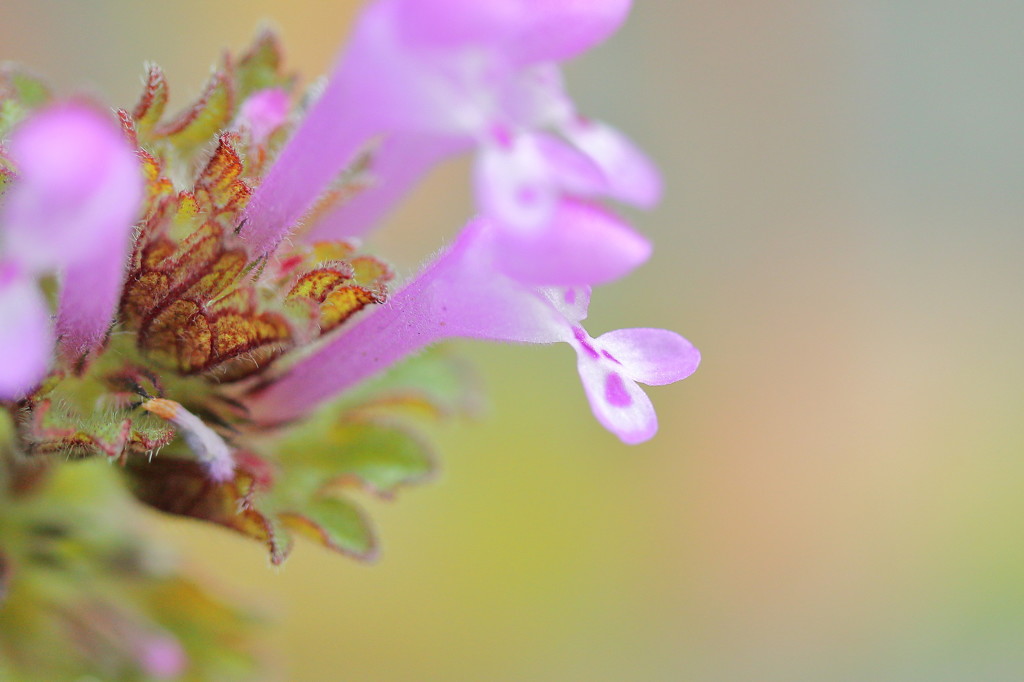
[235, 87, 290, 144]
[248, 219, 699, 443]
[241, 0, 659, 286]
[0, 103, 142, 398]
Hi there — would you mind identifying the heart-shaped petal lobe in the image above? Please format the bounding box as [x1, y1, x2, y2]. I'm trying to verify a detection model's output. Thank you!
[597, 328, 701, 386]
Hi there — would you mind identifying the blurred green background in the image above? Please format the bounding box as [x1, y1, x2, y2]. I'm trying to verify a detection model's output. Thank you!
[4, 1, 1024, 680]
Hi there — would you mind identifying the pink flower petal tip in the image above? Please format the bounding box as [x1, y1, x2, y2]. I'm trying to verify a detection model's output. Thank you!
[237, 87, 290, 144]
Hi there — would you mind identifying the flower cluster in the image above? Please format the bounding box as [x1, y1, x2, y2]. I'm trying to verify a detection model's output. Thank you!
[0, 0, 698, 678]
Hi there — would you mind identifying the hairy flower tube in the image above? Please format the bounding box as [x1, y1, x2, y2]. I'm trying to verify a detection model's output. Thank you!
[0, 0, 698, 678]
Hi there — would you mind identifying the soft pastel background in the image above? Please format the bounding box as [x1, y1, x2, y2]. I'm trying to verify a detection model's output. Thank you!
[3, 1, 1024, 680]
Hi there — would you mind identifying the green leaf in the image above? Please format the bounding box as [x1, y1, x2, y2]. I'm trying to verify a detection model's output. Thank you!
[157, 69, 234, 157]
[131, 63, 169, 140]
[0, 100, 24, 139]
[0, 460, 262, 681]
[280, 497, 376, 560]
[235, 29, 294, 99]
[343, 346, 482, 419]
[0, 65, 49, 137]
[277, 418, 436, 496]
[17, 399, 175, 460]
[0, 64, 50, 108]
[144, 576, 261, 681]
[326, 422, 435, 494]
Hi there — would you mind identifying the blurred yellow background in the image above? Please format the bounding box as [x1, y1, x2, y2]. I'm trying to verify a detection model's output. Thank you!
[4, 0, 1024, 679]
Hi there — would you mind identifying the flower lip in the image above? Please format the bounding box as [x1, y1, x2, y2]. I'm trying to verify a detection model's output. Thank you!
[570, 325, 700, 444]
[490, 199, 652, 286]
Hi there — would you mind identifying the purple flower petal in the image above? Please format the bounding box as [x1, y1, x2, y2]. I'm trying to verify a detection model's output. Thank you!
[236, 87, 290, 144]
[391, 0, 633, 66]
[543, 285, 591, 324]
[576, 358, 658, 444]
[498, 63, 574, 129]
[475, 132, 608, 234]
[475, 136, 561, 233]
[56, 249, 127, 355]
[389, 0, 521, 49]
[1, 103, 141, 355]
[239, 76, 379, 256]
[533, 132, 609, 197]
[564, 117, 662, 208]
[508, 0, 633, 65]
[567, 325, 700, 442]
[0, 265, 52, 400]
[596, 328, 701, 385]
[493, 199, 651, 285]
[2, 104, 140, 271]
